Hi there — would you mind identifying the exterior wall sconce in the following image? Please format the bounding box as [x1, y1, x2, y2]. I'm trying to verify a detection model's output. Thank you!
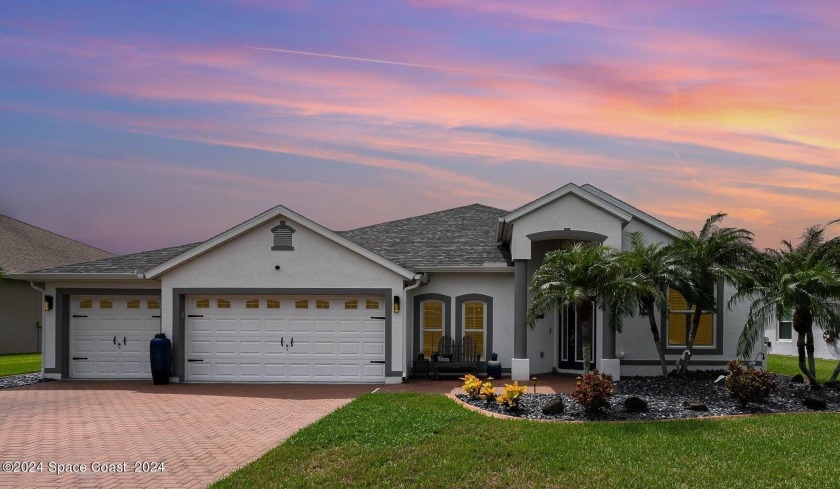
[393, 296, 400, 314]
[44, 295, 54, 311]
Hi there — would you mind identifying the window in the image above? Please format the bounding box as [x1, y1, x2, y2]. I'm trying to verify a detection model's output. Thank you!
[217, 299, 231, 309]
[127, 300, 141, 309]
[246, 299, 260, 309]
[271, 221, 296, 250]
[778, 310, 792, 341]
[344, 300, 358, 310]
[667, 288, 714, 347]
[148, 300, 160, 310]
[267, 299, 281, 309]
[463, 301, 485, 355]
[196, 298, 210, 309]
[100, 300, 113, 309]
[295, 300, 309, 309]
[421, 301, 444, 358]
[79, 299, 92, 309]
[316, 299, 330, 309]
[365, 299, 380, 310]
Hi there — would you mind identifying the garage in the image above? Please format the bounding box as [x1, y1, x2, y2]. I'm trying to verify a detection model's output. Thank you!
[185, 295, 386, 383]
[70, 296, 162, 379]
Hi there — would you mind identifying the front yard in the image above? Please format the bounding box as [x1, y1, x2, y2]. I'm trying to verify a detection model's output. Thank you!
[0, 353, 40, 377]
[214, 355, 840, 488]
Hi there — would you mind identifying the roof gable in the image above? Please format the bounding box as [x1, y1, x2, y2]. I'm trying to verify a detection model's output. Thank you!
[144, 205, 415, 280]
[501, 183, 633, 225]
[0, 214, 113, 273]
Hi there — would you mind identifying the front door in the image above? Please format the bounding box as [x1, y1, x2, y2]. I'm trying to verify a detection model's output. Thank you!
[557, 304, 596, 371]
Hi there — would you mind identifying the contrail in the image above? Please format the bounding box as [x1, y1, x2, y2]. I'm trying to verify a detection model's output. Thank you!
[247, 46, 553, 81]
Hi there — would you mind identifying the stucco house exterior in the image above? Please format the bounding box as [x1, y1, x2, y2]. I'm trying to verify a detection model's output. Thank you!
[765, 313, 839, 360]
[15, 184, 760, 383]
[0, 214, 113, 354]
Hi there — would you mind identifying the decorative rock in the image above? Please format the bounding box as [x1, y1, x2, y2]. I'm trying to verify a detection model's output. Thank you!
[824, 381, 839, 389]
[804, 397, 827, 410]
[683, 400, 709, 411]
[0, 373, 44, 390]
[541, 396, 565, 415]
[624, 396, 649, 413]
[790, 374, 805, 384]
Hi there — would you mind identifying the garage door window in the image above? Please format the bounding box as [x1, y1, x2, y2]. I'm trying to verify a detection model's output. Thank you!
[365, 299, 380, 310]
[344, 300, 358, 309]
[246, 299, 260, 309]
[295, 299, 309, 309]
[421, 300, 444, 357]
[217, 299, 231, 309]
[148, 300, 160, 309]
[79, 299, 92, 309]
[316, 299, 330, 309]
[100, 300, 113, 309]
[196, 298, 209, 309]
[127, 300, 141, 309]
[267, 299, 281, 309]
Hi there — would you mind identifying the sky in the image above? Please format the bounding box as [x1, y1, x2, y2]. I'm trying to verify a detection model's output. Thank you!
[2, 1, 839, 255]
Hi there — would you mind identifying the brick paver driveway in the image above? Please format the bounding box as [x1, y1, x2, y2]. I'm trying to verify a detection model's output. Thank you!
[0, 381, 373, 488]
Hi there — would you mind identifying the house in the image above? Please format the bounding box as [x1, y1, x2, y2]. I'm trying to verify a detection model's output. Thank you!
[765, 313, 838, 360]
[14, 184, 759, 382]
[0, 214, 113, 355]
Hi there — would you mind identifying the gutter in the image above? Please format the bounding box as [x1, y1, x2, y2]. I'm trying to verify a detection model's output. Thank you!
[401, 273, 428, 381]
[12, 273, 147, 281]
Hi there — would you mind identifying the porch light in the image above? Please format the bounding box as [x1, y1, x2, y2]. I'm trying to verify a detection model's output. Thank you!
[44, 295, 54, 311]
[393, 296, 400, 314]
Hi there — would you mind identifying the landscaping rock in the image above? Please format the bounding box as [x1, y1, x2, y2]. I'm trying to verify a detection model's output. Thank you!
[682, 400, 709, 411]
[804, 397, 827, 410]
[541, 396, 565, 415]
[624, 396, 648, 413]
[790, 374, 805, 384]
[0, 373, 45, 390]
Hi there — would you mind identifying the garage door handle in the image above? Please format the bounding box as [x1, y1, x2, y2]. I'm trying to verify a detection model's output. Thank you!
[72, 315, 88, 318]
[188, 314, 204, 318]
[370, 316, 386, 320]
[369, 361, 385, 364]
[152, 315, 161, 318]
[187, 359, 204, 362]
[72, 357, 88, 360]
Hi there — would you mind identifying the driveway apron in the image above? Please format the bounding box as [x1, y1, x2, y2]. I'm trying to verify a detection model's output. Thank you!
[0, 381, 371, 488]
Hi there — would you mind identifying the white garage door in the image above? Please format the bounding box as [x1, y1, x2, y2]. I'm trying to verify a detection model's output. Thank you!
[70, 296, 162, 379]
[186, 295, 386, 383]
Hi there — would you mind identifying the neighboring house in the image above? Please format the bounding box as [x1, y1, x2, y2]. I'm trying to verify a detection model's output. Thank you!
[0, 214, 113, 355]
[15, 184, 760, 383]
[765, 312, 838, 360]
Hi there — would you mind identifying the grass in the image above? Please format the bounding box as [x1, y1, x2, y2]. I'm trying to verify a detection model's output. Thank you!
[0, 353, 40, 377]
[767, 353, 838, 383]
[213, 392, 840, 489]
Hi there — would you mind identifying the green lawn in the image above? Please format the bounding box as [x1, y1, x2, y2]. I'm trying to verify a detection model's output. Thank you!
[213, 393, 839, 489]
[767, 353, 838, 383]
[0, 353, 41, 377]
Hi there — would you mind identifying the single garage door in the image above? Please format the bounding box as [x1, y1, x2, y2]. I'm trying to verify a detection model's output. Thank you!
[186, 295, 386, 383]
[70, 296, 162, 379]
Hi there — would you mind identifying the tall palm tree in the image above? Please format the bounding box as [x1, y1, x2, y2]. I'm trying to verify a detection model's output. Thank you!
[671, 213, 754, 375]
[623, 232, 690, 376]
[526, 242, 657, 372]
[733, 223, 840, 385]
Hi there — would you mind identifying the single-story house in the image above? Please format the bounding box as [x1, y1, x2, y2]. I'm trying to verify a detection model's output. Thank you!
[15, 183, 761, 382]
[765, 313, 839, 360]
[0, 214, 113, 354]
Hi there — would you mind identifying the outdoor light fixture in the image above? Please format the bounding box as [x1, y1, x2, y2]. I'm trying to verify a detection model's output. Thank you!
[393, 296, 400, 314]
[44, 295, 54, 311]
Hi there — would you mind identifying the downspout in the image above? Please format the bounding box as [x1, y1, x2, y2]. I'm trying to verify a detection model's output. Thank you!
[401, 273, 428, 381]
[29, 281, 45, 358]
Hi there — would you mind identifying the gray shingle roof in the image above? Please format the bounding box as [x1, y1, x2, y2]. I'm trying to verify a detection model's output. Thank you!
[32, 243, 201, 275]
[338, 204, 509, 271]
[0, 214, 114, 273]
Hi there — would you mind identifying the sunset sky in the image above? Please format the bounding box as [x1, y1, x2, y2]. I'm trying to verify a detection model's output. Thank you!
[2, 1, 839, 255]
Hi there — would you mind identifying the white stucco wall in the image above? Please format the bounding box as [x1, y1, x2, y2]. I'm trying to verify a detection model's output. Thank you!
[765, 314, 838, 360]
[41, 280, 160, 371]
[406, 272, 514, 367]
[159, 215, 407, 378]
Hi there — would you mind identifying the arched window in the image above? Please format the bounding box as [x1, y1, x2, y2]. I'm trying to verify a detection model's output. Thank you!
[463, 301, 486, 354]
[421, 300, 444, 357]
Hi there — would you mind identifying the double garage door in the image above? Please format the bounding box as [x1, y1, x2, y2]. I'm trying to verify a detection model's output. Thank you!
[186, 295, 386, 383]
[69, 294, 387, 383]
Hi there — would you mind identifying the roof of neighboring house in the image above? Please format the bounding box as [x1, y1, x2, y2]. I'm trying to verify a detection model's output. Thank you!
[0, 214, 114, 274]
[31, 243, 201, 275]
[338, 204, 509, 271]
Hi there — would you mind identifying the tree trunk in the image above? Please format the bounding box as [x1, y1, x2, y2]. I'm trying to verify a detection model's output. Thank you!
[796, 330, 818, 385]
[643, 300, 668, 377]
[677, 305, 702, 375]
[579, 301, 593, 373]
[793, 307, 817, 385]
[806, 329, 817, 381]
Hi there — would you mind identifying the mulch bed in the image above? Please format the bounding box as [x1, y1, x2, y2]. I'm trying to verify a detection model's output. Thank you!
[456, 374, 840, 421]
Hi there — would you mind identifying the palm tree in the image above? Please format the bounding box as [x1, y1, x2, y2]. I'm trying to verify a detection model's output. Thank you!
[623, 232, 689, 376]
[733, 223, 840, 385]
[671, 213, 754, 376]
[526, 242, 657, 372]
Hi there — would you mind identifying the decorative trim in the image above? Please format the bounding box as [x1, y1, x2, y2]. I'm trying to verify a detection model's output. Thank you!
[527, 229, 607, 243]
[663, 280, 725, 356]
[413, 293, 451, 358]
[455, 294, 494, 361]
[270, 221, 296, 251]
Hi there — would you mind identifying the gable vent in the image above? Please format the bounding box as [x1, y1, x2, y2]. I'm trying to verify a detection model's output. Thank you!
[271, 221, 296, 251]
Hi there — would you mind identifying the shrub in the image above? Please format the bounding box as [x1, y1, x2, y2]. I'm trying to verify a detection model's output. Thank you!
[461, 374, 482, 399]
[724, 360, 779, 406]
[571, 370, 614, 416]
[479, 381, 496, 402]
[496, 381, 527, 410]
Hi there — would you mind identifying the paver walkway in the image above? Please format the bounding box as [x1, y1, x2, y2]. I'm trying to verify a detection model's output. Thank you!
[0, 381, 373, 489]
